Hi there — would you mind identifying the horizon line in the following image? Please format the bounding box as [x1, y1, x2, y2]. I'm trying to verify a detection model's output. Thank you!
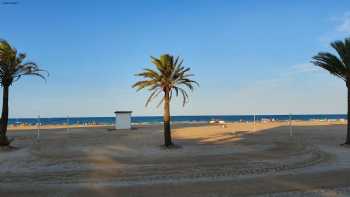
[8, 113, 347, 119]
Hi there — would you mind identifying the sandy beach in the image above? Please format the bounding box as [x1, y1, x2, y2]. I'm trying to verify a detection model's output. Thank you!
[6, 119, 346, 131]
[0, 121, 349, 196]
[7, 124, 110, 131]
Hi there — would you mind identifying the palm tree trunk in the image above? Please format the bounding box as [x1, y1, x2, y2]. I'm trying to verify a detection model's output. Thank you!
[0, 85, 9, 146]
[163, 90, 172, 147]
[346, 86, 350, 144]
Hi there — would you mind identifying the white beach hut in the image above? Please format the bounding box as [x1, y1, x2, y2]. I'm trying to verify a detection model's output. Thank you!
[114, 111, 132, 129]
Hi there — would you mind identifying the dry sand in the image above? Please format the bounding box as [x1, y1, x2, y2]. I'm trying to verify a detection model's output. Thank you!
[8, 124, 109, 130]
[0, 121, 349, 196]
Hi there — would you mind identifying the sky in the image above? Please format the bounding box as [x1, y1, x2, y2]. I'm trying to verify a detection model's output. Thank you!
[0, 0, 350, 117]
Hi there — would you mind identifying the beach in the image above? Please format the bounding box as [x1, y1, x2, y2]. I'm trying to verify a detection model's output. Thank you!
[2, 1, 350, 196]
[1, 120, 350, 196]
[7, 124, 109, 130]
[6, 118, 346, 131]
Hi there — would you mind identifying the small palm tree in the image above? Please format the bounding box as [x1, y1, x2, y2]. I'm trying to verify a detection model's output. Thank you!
[311, 37, 350, 145]
[0, 39, 47, 146]
[133, 54, 198, 147]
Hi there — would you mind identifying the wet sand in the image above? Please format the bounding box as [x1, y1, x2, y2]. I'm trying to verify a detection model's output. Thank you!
[0, 121, 349, 196]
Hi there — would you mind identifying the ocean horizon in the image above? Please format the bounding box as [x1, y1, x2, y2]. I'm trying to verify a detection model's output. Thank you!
[8, 114, 347, 126]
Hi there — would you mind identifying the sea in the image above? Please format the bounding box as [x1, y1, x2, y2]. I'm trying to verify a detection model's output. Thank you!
[8, 114, 347, 126]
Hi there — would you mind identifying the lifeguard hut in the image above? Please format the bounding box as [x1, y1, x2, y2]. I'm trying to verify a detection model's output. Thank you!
[114, 111, 132, 129]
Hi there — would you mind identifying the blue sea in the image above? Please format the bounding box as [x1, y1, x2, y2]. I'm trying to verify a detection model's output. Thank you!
[8, 114, 347, 126]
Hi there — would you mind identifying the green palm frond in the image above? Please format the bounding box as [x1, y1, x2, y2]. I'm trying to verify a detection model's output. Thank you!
[133, 54, 199, 107]
[145, 89, 162, 107]
[312, 52, 347, 81]
[0, 39, 48, 86]
[330, 38, 350, 68]
[311, 37, 350, 82]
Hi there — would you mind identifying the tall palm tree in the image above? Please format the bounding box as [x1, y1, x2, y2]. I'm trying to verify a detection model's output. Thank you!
[0, 39, 47, 146]
[311, 37, 350, 145]
[133, 54, 198, 147]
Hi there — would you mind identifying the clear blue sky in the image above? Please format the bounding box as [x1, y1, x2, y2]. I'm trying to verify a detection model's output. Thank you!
[1, 0, 350, 117]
